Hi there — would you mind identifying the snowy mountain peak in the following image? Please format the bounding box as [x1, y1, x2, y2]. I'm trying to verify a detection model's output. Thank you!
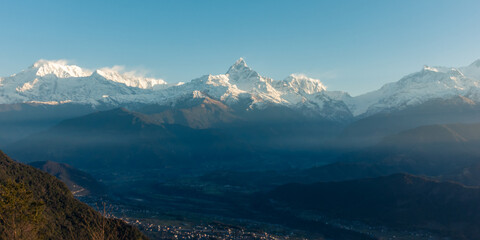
[422, 65, 439, 72]
[225, 58, 268, 89]
[31, 59, 91, 78]
[349, 60, 480, 116]
[283, 74, 327, 94]
[421, 65, 454, 74]
[460, 59, 480, 80]
[192, 90, 207, 99]
[233, 57, 247, 68]
[94, 67, 167, 89]
[469, 59, 480, 68]
[226, 58, 255, 75]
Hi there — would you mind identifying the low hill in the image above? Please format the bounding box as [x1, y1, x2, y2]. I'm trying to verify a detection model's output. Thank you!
[0, 150, 146, 239]
[263, 173, 480, 239]
[29, 161, 105, 196]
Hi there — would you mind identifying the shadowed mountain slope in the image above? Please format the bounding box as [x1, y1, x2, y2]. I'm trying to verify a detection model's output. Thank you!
[337, 96, 480, 148]
[305, 121, 480, 185]
[6, 108, 256, 171]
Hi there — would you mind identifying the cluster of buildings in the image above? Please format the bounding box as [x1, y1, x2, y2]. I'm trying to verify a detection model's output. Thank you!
[130, 220, 302, 240]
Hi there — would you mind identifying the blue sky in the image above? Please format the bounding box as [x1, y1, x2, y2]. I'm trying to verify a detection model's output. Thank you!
[1, 0, 479, 95]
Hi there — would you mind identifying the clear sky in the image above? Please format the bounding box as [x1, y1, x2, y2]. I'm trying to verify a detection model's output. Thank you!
[1, 0, 479, 96]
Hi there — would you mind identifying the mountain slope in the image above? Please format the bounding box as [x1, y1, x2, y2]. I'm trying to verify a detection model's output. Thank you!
[337, 95, 480, 148]
[0, 150, 146, 239]
[29, 161, 105, 196]
[137, 92, 238, 129]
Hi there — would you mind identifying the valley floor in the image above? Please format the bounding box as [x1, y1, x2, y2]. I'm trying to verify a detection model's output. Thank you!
[78, 169, 446, 240]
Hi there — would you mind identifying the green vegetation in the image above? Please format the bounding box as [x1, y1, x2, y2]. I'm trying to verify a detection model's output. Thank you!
[0, 150, 147, 240]
[0, 180, 45, 240]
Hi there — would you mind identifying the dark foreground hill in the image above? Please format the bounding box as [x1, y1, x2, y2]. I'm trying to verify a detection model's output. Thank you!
[0, 151, 147, 240]
[262, 173, 480, 240]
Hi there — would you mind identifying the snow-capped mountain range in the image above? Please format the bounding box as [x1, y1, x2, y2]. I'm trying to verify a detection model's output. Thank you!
[1, 58, 480, 118]
[345, 59, 480, 116]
